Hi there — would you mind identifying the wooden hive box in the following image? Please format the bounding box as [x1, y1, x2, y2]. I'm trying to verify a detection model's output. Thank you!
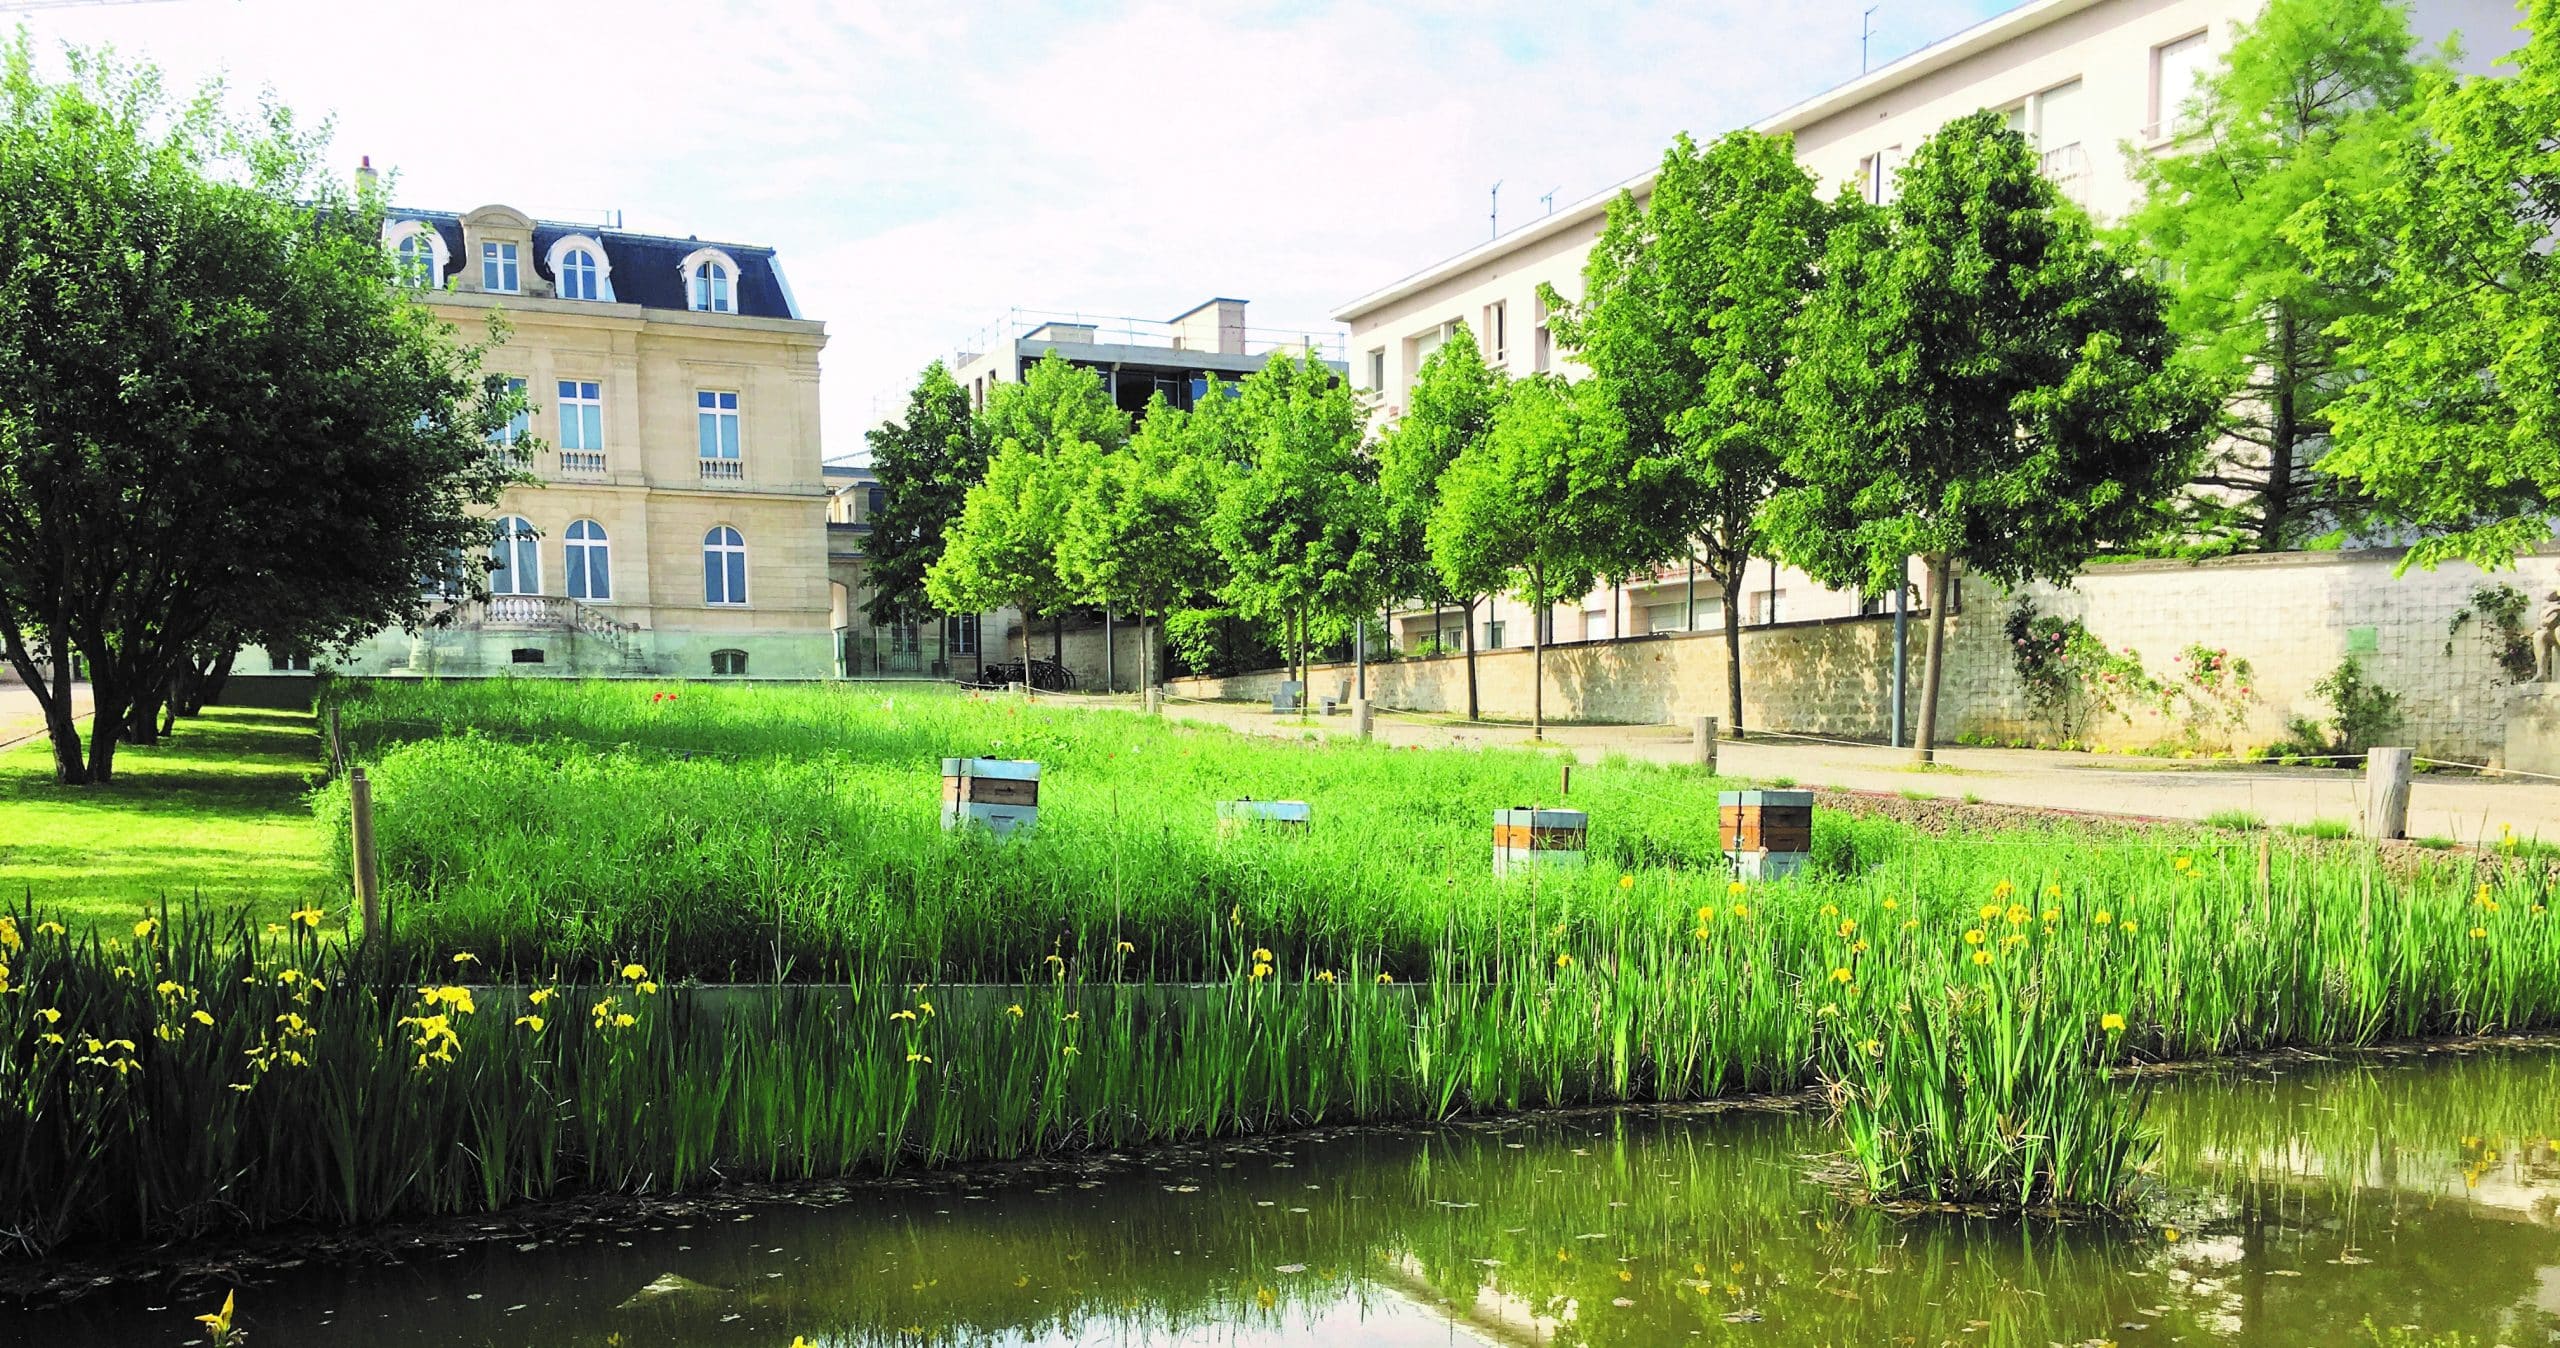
[1217, 798, 1313, 835]
[942, 757, 1040, 837]
[1493, 806, 1588, 877]
[1718, 788, 1812, 880]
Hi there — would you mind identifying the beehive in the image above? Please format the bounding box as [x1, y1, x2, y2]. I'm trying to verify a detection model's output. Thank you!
[1216, 797, 1312, 835]
[941, 757, 1040, 837]
[1493, 807, 1588, 877]
[1719, 788, 1811, 881]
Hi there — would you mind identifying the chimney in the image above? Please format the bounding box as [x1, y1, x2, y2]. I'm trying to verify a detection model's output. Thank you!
[1170, 299, 1249, 356]
[354, 154, 379, 200]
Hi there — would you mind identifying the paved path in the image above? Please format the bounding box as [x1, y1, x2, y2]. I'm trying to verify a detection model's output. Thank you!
[1086, 693, 2560, 847]
[0, 682, 87, 752]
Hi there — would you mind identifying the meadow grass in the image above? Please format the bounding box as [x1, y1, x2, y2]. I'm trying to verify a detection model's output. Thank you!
[0, 708, 329, 932]
[2, 680, 2553, 1252]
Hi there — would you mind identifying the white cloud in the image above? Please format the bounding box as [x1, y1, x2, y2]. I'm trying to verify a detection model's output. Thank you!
[23, 0, 2005, 449]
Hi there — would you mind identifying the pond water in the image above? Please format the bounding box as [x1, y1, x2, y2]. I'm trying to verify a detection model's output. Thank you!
[10, 1044, 2558, 1347]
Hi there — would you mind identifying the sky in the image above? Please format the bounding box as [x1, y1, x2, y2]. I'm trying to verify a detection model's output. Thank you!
[18, 0, 2015, 457]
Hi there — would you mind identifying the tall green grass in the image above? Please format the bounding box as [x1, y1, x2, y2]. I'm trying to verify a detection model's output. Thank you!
[3, 679, 2548, 1251]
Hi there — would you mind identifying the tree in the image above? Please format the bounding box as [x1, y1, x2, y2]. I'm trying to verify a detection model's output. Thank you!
[1428, 375, 1629, 739]
[1057, 393, 1226, 689]
[930, 353, 1128, 668]
[0, 39, 519, 783]
[1210, 351, 1385, 697]
[924, 441, 1089, 671]
[1546, 129, 1824, 739]
[2119, 0, 2425, 553]
[1377, 325, 1506, 719]
[1773, 111, 2214, 763]
[2291, 0, 2560, 571]
[863, 361, 987, 626]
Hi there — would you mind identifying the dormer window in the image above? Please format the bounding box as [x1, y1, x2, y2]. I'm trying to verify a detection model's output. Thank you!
[481, 241, 520, 293]
[692, 260, 730, 312]
[680, 247, 740, 313]
[560, 249, 598, 299]
[381, 219, 448, 288]
[545, 233, 614, 302]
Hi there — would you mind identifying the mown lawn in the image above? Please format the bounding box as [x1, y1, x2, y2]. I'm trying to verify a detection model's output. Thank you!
[0, 707, 331, 932]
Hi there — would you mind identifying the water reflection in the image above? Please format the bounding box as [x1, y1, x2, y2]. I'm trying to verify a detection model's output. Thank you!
[11, 1046, 2558, 1347]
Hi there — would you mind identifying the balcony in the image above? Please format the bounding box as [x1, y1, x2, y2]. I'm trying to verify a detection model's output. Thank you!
[2039, 143, 2091, 209]
[699, 457, 745, 484]
[559, 450, 607, 476]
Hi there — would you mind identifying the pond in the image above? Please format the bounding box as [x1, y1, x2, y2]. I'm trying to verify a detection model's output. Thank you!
[10, 1042, 2556, 1347]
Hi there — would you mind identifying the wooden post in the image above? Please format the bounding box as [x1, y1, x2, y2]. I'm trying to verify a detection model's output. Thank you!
[1692, 716, 1719, 774]
[1144, 688, 1163, 716]
[350, 766, 381, 945]
[1352, 697, 1372, 740]
[1560, 762, 1572, 799]
[2364, 746, 2412, 841]
[326, 704, 346, 776]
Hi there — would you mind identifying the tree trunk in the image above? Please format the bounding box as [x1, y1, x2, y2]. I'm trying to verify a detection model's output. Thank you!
[1462, 597, 1481, 722]
[1530, 568, 1546, 741]
[3, 622, 87, 784]
[1722, 583, 1746, 742]
[2262, 312, 2299, 553]
[1913, 556, 1951, 765]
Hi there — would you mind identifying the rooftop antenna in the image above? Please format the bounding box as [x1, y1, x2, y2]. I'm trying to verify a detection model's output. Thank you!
[1539, 186, 1560, 216]
[1489, 180, 1503, 240]
[1862, 5, 1881, 74]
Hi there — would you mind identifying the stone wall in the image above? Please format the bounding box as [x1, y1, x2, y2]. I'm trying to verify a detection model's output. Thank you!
[1164, 548, 2560, 764]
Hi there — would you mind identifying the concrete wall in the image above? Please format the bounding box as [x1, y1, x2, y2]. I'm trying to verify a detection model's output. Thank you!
[1166, 549, 2560, 764]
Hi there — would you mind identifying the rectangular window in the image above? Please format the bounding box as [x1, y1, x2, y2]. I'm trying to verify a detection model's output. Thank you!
[1484, 300, 1507, 364]
[557, 380, 603, 472]
[1412, 321, 1450, 372]
[946, 613, 979, 656]
[867, 487, 887, 519]
[1484, 619, 1506, 649]
[490, 377, 529, 450]
[1532, 292, 1552, 372]
[1749, 589, 1786, 625]
[697, 390, 742, 479]
[2151, 31, 2211, 139]
[1365, 347, 1386, 392]
[481, 241, 519, 293]
[1582, 606, 1608, 641]
[1858, 146, 1904, 205]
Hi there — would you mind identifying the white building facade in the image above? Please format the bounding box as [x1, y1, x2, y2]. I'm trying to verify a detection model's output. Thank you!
[1339, 0, 2527, 656]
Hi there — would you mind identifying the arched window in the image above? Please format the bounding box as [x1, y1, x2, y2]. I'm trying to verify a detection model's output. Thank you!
[396, 233, 434, 286]
[703, 525, 747, 606]
[559, 248, 599, 300]
[691, 260, 731, 313]
[681, 246, 739, 313]
[565, 518, 610, 601]
[383, 220, 447, 288]
[544, 233, 614, 302]
[490, 515, 541, 596]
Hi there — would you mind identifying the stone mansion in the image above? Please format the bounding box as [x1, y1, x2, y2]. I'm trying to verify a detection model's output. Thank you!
[253, 199, 836, 680]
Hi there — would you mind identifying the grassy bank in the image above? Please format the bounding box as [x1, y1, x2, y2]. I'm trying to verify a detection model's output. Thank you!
[0, 708, 328, 932]
[0, 680, 2549, 1253]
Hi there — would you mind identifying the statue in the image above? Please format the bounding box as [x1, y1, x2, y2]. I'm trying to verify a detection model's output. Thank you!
[2539, 589, 2560, 682]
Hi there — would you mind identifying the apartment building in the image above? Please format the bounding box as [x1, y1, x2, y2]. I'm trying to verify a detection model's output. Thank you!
[1341, 0, 2525, 655]
[950, 299, 1345, 415]
[261, 198, 835, 680]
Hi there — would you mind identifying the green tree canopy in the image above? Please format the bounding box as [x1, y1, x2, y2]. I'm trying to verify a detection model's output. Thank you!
[1210, 351, 1383, 690]
[1057, 392, 1227, 687]
[2119, 0, 2426, 553]
[1774, 111, 2213, 761]
[1376, 324, 1506, 716]
[0, 38, 519, 783]
[1547, 128, 1825, 738]
[863, 360, 987, 626]
[2292, 0, 2560, 570]
[1428, 374, 1630, 739]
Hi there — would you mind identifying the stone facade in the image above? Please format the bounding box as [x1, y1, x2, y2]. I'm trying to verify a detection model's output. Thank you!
[1166, 549, 2560, 765]
[244, 202, 833, 683]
